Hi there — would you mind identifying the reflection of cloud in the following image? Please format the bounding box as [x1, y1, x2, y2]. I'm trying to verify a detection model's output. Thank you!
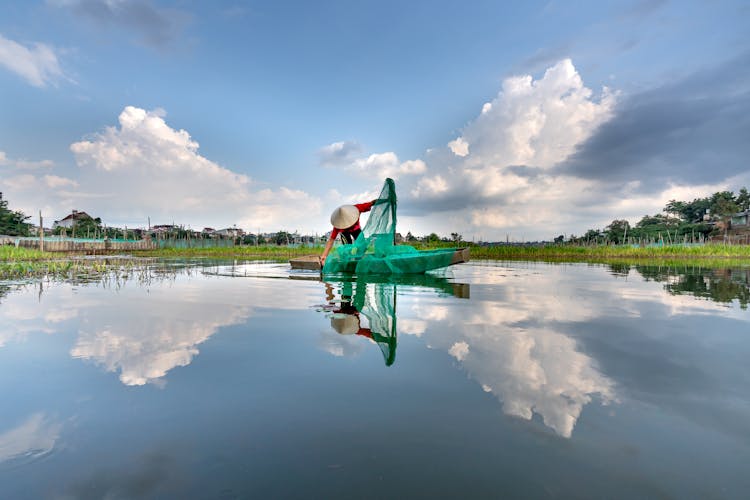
[70, 287, 252, 386]
[72, 319, 236, 386]
[461, 327, 615, 438]
[616, 286, 749, 320]
[404, 268, 616, 438]
[0, 287, 74, 346]
[448, 341, 469, 361]
[44, 308, 79, 323]
[398, 318, 426, 336]
[0, 266, 319, 387]
[412, 304, 449, 321]
[66, 451, 177, 499]
[0, 413, 61, 463]
[317, 330, 365, 358]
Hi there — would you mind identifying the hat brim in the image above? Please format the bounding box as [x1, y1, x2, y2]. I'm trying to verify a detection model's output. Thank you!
[330, 313, 359, 334]
[331, 205, 359, 229]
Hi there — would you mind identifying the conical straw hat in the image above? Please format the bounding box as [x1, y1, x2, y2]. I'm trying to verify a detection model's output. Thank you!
[330, 314, 359, 335]
[330, 205, 359, 229]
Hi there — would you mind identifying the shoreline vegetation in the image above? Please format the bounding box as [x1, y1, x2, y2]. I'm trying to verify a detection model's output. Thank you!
[2, 242, 750, 280]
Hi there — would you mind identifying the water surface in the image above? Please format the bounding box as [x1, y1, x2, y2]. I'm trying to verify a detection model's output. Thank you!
[1, 261, 749, 498]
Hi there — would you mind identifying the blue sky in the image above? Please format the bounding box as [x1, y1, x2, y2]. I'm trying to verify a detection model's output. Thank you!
[1, 0, 748, 240]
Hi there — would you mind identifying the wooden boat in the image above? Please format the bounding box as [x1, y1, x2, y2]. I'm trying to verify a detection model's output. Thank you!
[289, 254, 324, 271]
[290, 247, 470, 273]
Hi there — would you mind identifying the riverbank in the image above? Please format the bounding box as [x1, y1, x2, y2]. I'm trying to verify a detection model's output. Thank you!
[123, 241, 750, 261]
[2, 243, 750, 280]
[463, 242, 750, 261]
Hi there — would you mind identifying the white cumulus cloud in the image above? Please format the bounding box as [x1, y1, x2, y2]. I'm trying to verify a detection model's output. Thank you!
[0, 33, 66, 87]
[60, 106, 321, 230]
[397, 59, 622, 240]
[320, 142, 427, 181]
[448, 137, 469, 157]
[318, 140, 364, 167]
[455, 59, 616, 169]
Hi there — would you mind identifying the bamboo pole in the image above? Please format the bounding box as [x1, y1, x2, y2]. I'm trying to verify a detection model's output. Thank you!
[39, 211, 44, 252]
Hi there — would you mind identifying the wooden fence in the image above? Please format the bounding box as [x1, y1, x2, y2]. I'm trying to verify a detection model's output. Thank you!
[14, 238, 157, 252]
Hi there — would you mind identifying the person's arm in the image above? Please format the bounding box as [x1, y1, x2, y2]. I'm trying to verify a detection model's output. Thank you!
[320, 231, 337, 266]
[355, 200, 377, 213]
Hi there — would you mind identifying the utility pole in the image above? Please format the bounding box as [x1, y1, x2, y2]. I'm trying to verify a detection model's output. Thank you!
[39, 211, 44, 252]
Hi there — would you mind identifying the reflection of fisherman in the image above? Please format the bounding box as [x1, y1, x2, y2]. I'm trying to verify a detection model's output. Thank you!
[330, 311, 374, 339]
[326, 283, 373, 339]
[323, 281, 397, 366]
[320, 200, 376, 266]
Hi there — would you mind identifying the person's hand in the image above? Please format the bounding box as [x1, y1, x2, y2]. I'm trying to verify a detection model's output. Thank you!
[319, 255, 326, 267]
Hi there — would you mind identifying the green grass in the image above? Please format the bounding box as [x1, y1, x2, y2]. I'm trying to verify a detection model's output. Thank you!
[132, 245, 321, 259]
[0, 246, 52, 261]
[463, 242, 750, 261]
[3, 242, 750, 280]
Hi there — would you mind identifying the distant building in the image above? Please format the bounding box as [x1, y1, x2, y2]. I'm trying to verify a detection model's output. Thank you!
[53, 210, 94, 229]
[731, 210, 750, 227]
[215, 227, 245, 238]
[151, 224, 177, 234]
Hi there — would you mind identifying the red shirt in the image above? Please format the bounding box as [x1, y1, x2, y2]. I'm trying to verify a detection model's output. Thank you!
[330, 201, 374, 239]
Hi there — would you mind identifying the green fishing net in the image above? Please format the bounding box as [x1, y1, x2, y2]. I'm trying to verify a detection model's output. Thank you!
[322, 178, 457, 275]
[346, 280, 397, 366]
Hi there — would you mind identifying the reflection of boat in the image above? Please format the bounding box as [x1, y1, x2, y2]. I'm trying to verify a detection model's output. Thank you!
[298, 271, 471, 298]
[333, 272, 470, 299]
[290, 247, 470, 273]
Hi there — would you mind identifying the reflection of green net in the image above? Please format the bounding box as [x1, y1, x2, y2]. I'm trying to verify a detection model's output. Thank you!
[323, 178, 455, 274]
[358, 283, 397, 367]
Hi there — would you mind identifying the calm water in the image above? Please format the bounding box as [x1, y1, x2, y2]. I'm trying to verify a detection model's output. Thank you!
[1, 261, 749, 499]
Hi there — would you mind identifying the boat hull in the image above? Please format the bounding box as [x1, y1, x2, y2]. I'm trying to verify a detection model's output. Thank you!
[290, 247, 470, 274]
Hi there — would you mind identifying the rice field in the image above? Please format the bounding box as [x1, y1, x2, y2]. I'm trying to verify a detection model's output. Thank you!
[2, 242, 750, 280]
[464, 243, 750, 261]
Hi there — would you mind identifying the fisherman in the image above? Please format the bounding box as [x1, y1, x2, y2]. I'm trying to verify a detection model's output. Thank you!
[320, 199, 376, 266]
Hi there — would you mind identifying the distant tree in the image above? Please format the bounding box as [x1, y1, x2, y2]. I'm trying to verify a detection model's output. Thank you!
[425, 232, 440, 243]
[635, 213, 681, 228]
[735, 187, 750, 212]
[710, 194, 738, 236]
[710, 192, 738, 219]
[553, 234, 564, 243]
[0, 193, 32, 236]
[666, 197, 711, 222]
[406, 231, 417, 242]
[664, 200, 687, 219]
[582, 229, 602, 243]
[77, 217, 102, 236]
[605, 219, 631, 244]
[274, 231, 291, 245]
[450, 232, 463, 243]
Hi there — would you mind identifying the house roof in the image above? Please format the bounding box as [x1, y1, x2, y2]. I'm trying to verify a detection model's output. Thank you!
[58, 210, 92, 222]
